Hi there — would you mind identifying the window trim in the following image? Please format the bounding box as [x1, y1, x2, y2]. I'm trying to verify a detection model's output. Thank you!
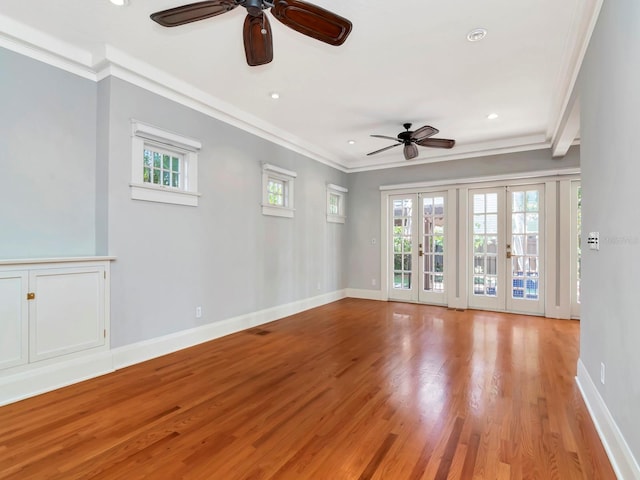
[130, 120, 202, 207]
[327, 183, 348, 223]
[262, 163, 296, 218]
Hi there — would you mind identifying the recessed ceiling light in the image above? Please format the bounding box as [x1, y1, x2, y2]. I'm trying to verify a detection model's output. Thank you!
[487, 113, 499, 120]
[467, 28, 487, 42]
[270, 92, 280, 99]
[109, 0, 129, 5]
[347, 140, 356, 145]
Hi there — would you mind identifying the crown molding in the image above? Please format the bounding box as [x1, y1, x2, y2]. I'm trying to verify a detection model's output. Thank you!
[95, 46, 350, 173]
[379, 167, 580, 192]
[0, 12, 593, 174]
[0, 13, 95, 80]
[547, 0, 604, 144]
[0, 25, 346, 172]
[0, 26, 349, 173]
[344, 134, 553, 173]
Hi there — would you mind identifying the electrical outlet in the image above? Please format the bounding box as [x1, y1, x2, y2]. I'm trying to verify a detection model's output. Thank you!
[371, 278, 377, 287]
[600, 362, 605, 384]
[196, 306, 202, 319]
[317, 281, 321, 290]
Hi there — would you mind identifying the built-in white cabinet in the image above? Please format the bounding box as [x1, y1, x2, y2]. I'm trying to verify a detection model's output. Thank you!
[0, 258, 111, 374]
[0, 271, 28, 370]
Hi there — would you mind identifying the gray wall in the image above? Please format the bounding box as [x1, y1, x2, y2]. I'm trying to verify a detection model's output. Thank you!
[103, 78, 348, 347]
[0, 47, 97, 258]
[0, 47, 348, 348]
[579, 0, 640, 462]
[347, 147, 580, 290]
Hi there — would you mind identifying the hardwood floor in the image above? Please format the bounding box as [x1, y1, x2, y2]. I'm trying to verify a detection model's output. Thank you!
[0, 299, 615, 479]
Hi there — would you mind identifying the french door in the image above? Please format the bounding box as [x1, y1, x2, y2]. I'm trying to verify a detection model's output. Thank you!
[389, 192, 447, 305]
[570, 181, 581, 318]
[469, 185, 545, 315]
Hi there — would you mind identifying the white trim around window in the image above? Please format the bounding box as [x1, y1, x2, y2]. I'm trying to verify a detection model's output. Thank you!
[327, 183, 348, 223]
[130, 120, 202, 207]
[262, 163, 296, 218]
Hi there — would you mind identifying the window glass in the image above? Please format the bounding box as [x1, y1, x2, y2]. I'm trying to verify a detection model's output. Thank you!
[143, 147, 182, 189]
[267, 179, 285, 206]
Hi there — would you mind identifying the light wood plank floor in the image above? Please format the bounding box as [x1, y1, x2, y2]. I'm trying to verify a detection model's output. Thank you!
[0, 299, 615, 479]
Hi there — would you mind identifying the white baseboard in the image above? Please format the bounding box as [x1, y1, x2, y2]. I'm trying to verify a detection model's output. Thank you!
[0, 351, 114, 407]
[545, 305, 571, 320]
[0, 290, 346, 406]
[112, 289, 346, 369]
[576, 358, 640, 480]
[345, 288, 384, 301]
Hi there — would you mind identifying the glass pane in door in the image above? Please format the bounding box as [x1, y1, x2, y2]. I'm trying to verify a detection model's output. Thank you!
[392, 198, 413, 289]
[422, 195, 445, 293]
[576, 185, 581, 304]
[570, 182, 581, 317]
[511, 190, 540, 300]
[472, 192, 499, 297]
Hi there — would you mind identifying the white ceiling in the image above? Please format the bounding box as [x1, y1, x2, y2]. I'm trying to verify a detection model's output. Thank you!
[0, 0, 601, 172]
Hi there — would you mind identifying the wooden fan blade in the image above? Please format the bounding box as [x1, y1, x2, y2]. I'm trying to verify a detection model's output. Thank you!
[243, 13, 274, 66]
[371, 134, 402, 142]
[411, 125, 439, 141]
[415, 138, 456, 149]
[367, 143, 402, 156]
[404, 143, 419, 160]
[271, 0, 352, 46]
[150, 0, 238, 27]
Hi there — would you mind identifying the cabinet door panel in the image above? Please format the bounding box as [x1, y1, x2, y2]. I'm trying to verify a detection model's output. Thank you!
[29, 267, 105, 362]
[0, 272, 28, 370]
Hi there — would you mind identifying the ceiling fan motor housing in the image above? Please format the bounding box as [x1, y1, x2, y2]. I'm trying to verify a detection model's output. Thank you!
[397, 131, 413, 142]
[398, 123, 413, 142]
[244, 0, 265, 16]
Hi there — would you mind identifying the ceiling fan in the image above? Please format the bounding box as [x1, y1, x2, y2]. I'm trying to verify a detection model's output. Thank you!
[367, 123, 456, 160]
[150, 0, 352, 66]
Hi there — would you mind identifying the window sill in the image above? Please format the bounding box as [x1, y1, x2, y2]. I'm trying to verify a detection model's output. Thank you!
[130, 183, 201, 207]
[262, 204, 294, 218]
[327, 215, 346, 224]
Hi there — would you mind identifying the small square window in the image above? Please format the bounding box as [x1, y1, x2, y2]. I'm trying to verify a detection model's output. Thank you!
[328, 192, 340, 215]
[130, 120, 201, 207]
[267, 178, 285, 207]
[143, 147, 183, 189]
[262, 163, 296, 218]
[327, 184, 347, 223]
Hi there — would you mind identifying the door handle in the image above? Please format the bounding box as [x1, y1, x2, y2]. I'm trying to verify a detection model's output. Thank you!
[506, 243, 512, 259]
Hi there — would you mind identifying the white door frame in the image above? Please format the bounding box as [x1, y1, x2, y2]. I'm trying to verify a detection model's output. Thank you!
[381, 188, 457, 305]
[387, 194, 417, 302]
[379, 169, 579, 318]
[505, 184, 545, 315]
[467, 186, 507, 311]
[467, 184, 545, 315]
[418, 191, 448, 305]
[385, 192, 450, 305]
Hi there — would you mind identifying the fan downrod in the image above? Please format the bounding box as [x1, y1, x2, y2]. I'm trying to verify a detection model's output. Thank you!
[244, 0, 266, 16]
